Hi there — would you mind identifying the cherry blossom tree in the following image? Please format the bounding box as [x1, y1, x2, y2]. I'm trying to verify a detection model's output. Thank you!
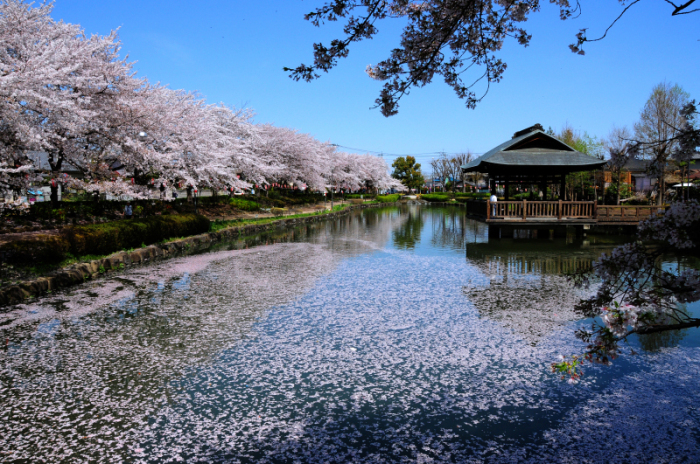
[0, 0, 403, 207]
[355, 154, 404, 192]
[249, 124, 333, 191]
[0, 0, 136, 200]
[552, 102, 700, 382]
[554, 206, 700, 382]
[287, 1, 697, 116]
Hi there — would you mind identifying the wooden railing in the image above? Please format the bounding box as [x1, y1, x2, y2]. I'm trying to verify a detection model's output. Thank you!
[486, 200, 596, 220]
[465, 200, 666, 224]
[596, 205, 666, 223]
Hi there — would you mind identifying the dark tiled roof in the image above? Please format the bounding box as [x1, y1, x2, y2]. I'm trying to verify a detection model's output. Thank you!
[621, 158, 650, 172]
[462, 129, 606, 172]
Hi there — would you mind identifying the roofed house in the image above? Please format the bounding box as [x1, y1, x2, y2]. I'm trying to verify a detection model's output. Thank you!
[462, 124, 606, 200]
[601, 158, 654, 192]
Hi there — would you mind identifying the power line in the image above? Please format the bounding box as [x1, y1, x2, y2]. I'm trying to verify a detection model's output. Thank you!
[332, 144, 484, 158]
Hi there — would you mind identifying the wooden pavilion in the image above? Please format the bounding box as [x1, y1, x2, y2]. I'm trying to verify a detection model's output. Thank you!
[460, 125, 665, 230]
[461, 124, 606, 200]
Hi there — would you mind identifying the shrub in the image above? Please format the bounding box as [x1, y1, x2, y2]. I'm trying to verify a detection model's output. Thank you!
[454, 192, 490, 199]
[455, 193, 490, 203]
[511, 191, 540, 201]
[261, 198, 287, 208]
[604, 183, 633, 205]
[62, 214, 210, 256]
[376, 194, 401, 203]
[421, 194, 452, 202]
[229, 197, 260, 211]
[0, 235, 70, 263]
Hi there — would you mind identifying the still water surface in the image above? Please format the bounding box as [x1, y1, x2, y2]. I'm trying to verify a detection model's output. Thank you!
[1, 206, 699, 463]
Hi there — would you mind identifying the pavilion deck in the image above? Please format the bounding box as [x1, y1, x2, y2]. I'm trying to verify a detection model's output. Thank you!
[465, 200, 667, 226]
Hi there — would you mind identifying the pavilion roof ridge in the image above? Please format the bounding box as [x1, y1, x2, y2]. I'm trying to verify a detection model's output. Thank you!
[461, 127, 606, 173]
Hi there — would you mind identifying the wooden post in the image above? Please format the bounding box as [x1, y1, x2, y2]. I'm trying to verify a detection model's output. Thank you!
[593, 200, 598, 220]
[558, 200, 562, 220]
[486, 200, 491, 221]
[522, 200, 527, 220]
[560, 174, 566, 201]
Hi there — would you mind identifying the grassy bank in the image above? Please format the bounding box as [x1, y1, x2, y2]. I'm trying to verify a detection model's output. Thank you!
[421, 192, 490, 202]
[0, 203, 362, 286]
[208, 204, 350, 233]
[0, 201, 402, 305]
[0, 190, 345, 234]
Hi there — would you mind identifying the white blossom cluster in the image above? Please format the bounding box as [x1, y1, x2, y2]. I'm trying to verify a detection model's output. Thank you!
[561, 200, 700, 373]
[638, 200, 700, 249]
[600, 304, 640, 338]
[0, 1, 402, 205]
[2, 208, 698, 462]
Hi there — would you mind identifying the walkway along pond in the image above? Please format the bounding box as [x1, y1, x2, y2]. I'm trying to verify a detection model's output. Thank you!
[1, 205, 699, 462]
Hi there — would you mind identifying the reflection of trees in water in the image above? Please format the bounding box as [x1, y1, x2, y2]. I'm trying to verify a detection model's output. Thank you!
[305, 207, 401, 253]
[392, 205, 425, 250]
[0, 207, 401, 461]
[464, 240, 696, 350]
[638, 327, 688, 352]
[464, 245, 601, 344]
[636, 303, 691, 351]
[428, 207, 472, 250]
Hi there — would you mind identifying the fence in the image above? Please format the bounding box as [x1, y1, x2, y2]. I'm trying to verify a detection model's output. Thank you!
[465, 199, 666, 224]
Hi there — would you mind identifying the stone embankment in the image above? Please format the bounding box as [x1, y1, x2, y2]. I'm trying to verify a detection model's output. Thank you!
[0, 202, 393, 308]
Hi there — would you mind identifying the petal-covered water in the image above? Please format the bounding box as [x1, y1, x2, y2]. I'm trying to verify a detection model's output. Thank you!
[1, 206, 699, 463]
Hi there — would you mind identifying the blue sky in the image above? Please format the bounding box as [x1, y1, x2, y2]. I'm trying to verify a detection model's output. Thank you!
[51, 0, 699, 167]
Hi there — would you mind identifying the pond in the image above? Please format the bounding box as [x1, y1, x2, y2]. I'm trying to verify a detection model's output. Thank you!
[1, 205, 699, 463]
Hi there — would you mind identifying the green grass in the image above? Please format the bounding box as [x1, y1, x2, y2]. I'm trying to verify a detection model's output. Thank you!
[3, 201, 393, 285]
[421, 193, 453, 202]
[63, 214, 210, 256]
[229, 197, 261, 211]
[376, 194, 401, 203]
[209, 203, 353, 232]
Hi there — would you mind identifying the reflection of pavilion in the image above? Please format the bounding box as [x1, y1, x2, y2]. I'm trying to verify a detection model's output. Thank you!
[464, 240, 602, 344]
[466, 241, 596, 276]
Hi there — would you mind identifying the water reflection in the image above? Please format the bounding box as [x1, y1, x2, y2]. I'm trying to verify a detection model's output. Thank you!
[389, 205, 489, 252]
[463, 239, 601, 344]
[391, 206, 425, 250]
[0, 209, 404, 461]
[0, 206, 698, 463]
[464, 235, 698, 351]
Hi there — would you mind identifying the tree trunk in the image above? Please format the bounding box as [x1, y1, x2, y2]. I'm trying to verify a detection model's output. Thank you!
[47, 150, 64, 209]
[50, 183, 59, 208]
